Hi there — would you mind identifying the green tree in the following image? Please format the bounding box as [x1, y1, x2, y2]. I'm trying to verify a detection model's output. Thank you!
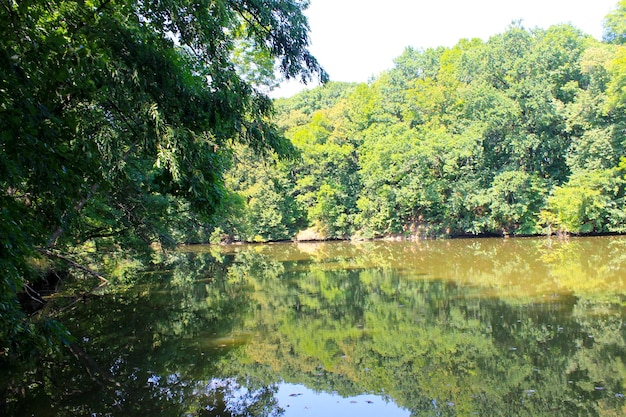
[1, 0, 325, 359]
[604, 0, 626, 44]
[539, 167, 626, 234]
[289, 111, 361, 238]
[225, 147, 305, 242]
[488, 170, 547, 235]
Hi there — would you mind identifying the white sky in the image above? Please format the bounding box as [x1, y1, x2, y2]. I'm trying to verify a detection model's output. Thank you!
[272, 0, 620, 97]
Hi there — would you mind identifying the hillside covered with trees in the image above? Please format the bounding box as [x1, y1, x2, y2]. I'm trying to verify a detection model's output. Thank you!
[218, 2, 626, 242]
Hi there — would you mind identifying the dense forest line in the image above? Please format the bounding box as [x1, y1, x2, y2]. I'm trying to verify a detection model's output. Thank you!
[214, 3, 626, 242]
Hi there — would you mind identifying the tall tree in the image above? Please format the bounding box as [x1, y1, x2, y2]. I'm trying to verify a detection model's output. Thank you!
[0, 0, 325, 358]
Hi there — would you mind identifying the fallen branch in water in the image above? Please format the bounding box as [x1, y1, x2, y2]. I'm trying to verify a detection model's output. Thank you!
[51, 282, 108, 316]
[36, 249, 110, 316]
[39, 249, 108, 284]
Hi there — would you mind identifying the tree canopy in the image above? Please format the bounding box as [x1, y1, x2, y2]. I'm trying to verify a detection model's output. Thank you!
[223, 9, 626, 242]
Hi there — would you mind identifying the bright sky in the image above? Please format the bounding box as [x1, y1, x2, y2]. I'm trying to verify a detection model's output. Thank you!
[273, 0, 620, 97]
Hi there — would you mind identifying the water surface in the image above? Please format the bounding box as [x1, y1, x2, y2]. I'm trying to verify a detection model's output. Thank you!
[3, 237, 626, 416]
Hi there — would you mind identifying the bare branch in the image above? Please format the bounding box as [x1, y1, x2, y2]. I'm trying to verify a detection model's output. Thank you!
[39, 249, 109, 284]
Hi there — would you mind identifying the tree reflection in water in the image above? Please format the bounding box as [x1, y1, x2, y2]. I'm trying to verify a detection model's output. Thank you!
[2, 237, 626, 416]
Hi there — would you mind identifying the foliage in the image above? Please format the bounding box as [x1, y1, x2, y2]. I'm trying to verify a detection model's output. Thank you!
[0, 0, 325, 359]
[604, 0, 626, 44]
[226, 5, 626, 241]
[540, 166, 626, 234]
[224, 147, 305, 242]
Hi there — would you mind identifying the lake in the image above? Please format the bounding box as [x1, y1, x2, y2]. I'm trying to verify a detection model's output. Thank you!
[3, 237, 626, 416]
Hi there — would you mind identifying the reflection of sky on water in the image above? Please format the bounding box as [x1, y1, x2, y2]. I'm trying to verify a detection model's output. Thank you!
[276, 383, 410, 417]
[143, 376, 411, 416]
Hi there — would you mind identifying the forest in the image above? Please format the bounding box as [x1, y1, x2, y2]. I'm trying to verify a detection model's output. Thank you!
[2, 0, 626, 370]
[221, 5, 626, 243]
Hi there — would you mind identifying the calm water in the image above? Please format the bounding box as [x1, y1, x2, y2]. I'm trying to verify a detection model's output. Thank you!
[3, 237, 626, 416]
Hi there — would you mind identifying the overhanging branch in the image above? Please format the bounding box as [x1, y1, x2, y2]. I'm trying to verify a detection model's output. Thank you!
[39, 249, 109, 284]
